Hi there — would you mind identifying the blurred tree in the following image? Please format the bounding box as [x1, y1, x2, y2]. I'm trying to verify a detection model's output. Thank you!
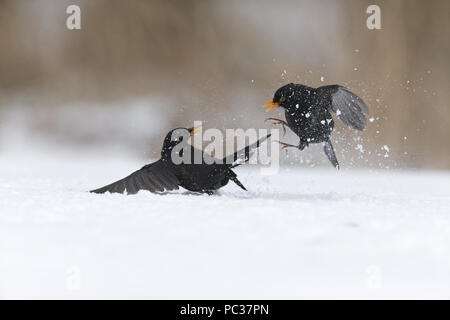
[0, 0, 448, 168]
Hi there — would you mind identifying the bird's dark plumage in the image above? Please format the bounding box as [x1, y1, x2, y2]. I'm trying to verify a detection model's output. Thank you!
[264, 83, 369, 168]
[90, 161, 180, 195]
[91, 128, 271, 195]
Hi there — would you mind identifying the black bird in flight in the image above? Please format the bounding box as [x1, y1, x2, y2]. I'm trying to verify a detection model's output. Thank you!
[91, 127, 271, 195]
[264, 83, 369, 168]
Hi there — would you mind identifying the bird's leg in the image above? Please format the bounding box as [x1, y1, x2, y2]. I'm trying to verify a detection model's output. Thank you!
[276, 140, 298, 150]
[265, 117, 288, 136]
[276, 139, 310, 151]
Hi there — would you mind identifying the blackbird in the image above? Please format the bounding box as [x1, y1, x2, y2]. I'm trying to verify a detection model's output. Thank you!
[264, 83, 369, 168]
[91, 127, 271, 195]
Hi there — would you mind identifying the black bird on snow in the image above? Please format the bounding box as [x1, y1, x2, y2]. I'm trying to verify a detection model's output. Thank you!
[264, 83, 369, 169]
[91, 127, 271, 195]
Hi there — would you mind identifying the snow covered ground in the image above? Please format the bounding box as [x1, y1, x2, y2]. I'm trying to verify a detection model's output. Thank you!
[1, 149, 450, 299]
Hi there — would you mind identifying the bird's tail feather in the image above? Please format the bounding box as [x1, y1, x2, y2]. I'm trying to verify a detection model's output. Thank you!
[230, 176, 247, 191]
[324, 139, 340, 169]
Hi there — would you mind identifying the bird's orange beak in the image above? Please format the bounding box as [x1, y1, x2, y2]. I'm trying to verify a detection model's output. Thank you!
[264, 100, 280, 112]
[189, 126, 202, 136]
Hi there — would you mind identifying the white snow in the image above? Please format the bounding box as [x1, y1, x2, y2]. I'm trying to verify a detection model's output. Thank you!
[1, 150, 450, 299]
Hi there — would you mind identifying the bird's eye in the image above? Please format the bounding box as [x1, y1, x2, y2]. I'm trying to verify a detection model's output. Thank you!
[280, 97, 286, 103]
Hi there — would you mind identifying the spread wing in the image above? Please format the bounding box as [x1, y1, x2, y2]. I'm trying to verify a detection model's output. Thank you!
[318, 85, 369, 131]
[90, 160, 180, 195]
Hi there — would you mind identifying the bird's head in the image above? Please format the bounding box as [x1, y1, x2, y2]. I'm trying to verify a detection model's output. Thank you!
[161, 126, 202, 159]
[264, 83, 300, 112]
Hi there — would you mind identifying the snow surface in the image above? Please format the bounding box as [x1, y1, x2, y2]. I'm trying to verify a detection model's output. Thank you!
[1, 150, 450, 299]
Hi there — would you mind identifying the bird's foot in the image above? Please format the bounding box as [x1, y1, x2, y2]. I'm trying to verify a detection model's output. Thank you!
[265, 117, 288, 136]
[298, 142, 308, 151]
[276, 140, 298, 150]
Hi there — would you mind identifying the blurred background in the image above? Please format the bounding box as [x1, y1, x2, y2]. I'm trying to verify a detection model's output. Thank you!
[0, 0, 449, 169]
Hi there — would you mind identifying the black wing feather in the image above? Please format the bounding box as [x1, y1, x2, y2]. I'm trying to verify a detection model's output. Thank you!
[147, 171, 165, 192]
[318, 85, 369, 131]
[90, 160, 179, 195]
[223, 133, 272, 167]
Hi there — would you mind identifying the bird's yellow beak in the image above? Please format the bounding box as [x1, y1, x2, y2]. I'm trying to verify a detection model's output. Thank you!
[264, 100, 280, 112]
[189, 126, 202, 136]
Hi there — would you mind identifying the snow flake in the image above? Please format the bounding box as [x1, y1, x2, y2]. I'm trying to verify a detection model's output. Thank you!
[355, 144, 364, 153]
